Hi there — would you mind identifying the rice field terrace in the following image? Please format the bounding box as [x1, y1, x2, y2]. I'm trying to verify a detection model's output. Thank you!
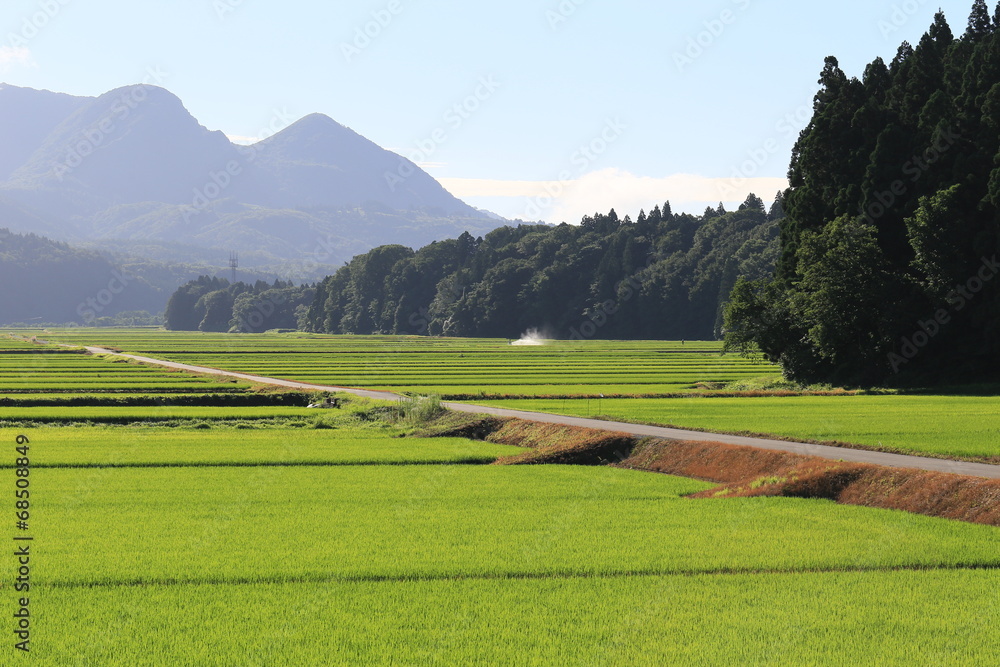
[12, 328, 1000, 462]
[0, 427, 520, 468]
[0, 336, 255, 397]
[0, 336, 325, 427]
[10, 328, 778, 398]
[9, 423, 1000, 664]
[0, 331, 997, 663]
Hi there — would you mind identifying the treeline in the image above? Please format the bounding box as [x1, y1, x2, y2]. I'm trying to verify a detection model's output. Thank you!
[725, 2, 1000, 386]
[301, 194, 782, 340]
[164, 277, 315, 333]
[0, 228, 163, 325]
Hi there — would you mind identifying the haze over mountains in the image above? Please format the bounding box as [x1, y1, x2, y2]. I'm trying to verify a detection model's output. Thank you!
[0, 83, 503, 274]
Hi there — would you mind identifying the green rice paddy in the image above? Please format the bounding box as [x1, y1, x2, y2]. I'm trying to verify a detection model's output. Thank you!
[12, 329, 775, 396]
[0, 331, 996, 664]
[474, 395, 1000, 461]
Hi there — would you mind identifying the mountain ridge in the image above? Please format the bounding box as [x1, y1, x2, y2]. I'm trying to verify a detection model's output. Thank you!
[0, 83, 502, 269]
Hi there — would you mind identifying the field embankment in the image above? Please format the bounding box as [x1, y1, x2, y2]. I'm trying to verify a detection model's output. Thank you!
[469, 395, 1000, 462]
[421, 414, 1000, 527]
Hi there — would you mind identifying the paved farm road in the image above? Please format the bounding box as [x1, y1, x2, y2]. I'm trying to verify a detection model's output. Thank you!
[84, 346, 1000, 480]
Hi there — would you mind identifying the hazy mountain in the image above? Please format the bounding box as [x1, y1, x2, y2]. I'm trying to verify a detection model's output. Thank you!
[0, 225, 327, 325]
[247, 113, 471, 213]
[0, 83, 501, 268]
[0, 85, 88, 181]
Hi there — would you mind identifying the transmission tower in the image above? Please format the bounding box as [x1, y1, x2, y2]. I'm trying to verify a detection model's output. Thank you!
[229, 252, 239, 284]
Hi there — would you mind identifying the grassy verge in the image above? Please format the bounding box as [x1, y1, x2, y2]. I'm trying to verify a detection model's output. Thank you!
[467, 395, 1000, 462]
[418, 413, 1000, 527]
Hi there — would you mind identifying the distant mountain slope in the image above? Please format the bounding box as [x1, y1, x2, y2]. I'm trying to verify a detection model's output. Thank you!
[248, 113, 478, 214]
[0, 227, 162, 324]
[5, 85, 236, 209]
[0, 226, 319, 325]
[0, 83, 502, 268]
[0, 84, 88, 181]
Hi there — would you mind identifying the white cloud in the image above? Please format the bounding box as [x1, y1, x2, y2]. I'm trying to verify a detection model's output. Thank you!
[439, 169, 790, 223]
[225, 134, 261, 145]
[0, 47, 34, 72]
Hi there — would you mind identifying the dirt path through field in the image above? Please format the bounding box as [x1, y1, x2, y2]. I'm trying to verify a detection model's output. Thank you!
[80, 345, 1000, 480]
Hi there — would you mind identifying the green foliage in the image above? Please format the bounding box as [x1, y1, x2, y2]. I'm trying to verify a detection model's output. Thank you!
[789, 216, 898, 384]
[302, 197, 782, 341]
[905, 184, 975, 298]
[397, 394, 445, 424]
[722, 376, 805, 392]
[164, 275, 229, 331]
[165, 276, 315, 333]
[730, 8, 1000, 385]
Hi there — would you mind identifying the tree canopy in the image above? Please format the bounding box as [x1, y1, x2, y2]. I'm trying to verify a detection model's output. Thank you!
[165, 277, 315, 333]
[725, 3, 1000, 386]
[300, 195, 782, 341]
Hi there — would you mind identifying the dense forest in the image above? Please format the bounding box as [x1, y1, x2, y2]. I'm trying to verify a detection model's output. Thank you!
[165, 195, 782, 339]
[0, 228, 163, 324]
[725, 2, 1000, 386]
[299, 195, 782, 340]
[164, 277, 315, 333]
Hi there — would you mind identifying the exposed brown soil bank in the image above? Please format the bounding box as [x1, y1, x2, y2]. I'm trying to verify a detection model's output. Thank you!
[419, 414, 1000, 527]
[694, 461, 1000, 526]
[423, 415, 634, 466]
[618, 438, 817, 484]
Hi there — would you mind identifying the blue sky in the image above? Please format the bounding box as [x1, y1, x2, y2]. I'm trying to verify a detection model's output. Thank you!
[0, 0, 983, 223]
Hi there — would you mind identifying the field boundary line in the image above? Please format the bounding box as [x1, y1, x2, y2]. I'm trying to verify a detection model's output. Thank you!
[38, 561, 1000, 590]
[0, 460, 495, 470]
[50, 344, 1000, 480]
